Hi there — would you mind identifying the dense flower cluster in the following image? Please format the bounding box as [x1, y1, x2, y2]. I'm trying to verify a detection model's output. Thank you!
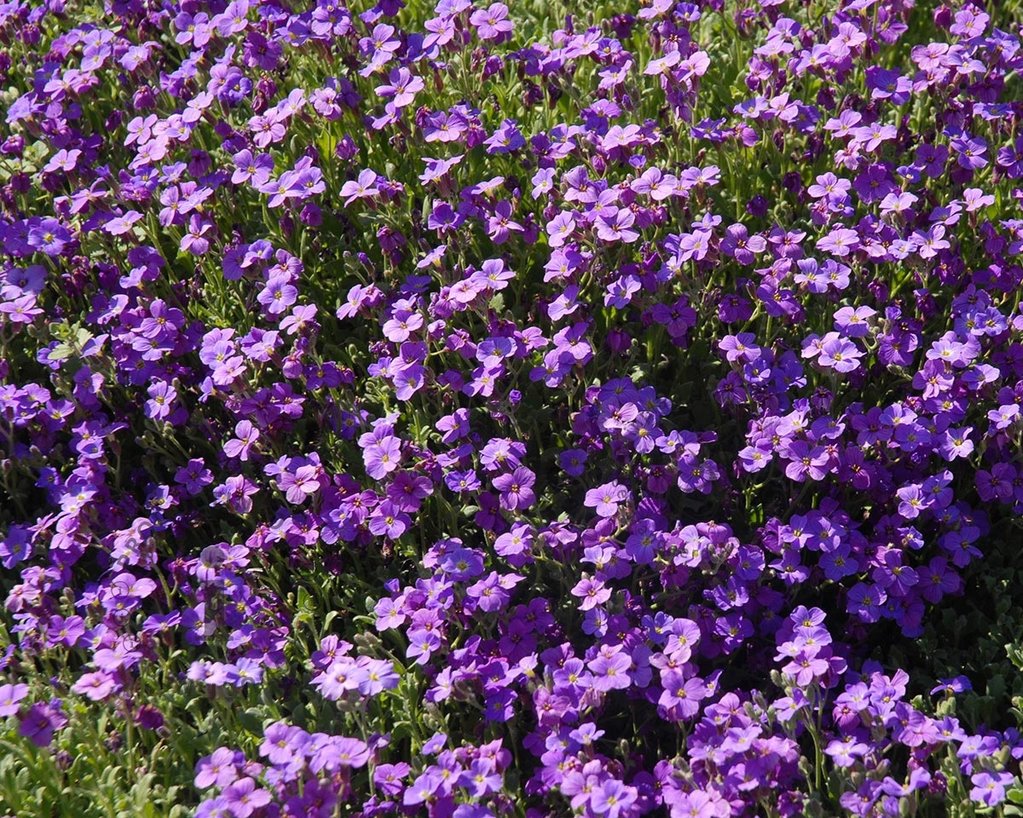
[1, 0, 1023, 815]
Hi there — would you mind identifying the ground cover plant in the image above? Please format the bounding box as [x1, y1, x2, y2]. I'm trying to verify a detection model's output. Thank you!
[2, 0, 1023, 815]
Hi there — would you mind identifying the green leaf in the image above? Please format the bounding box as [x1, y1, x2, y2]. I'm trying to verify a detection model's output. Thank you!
[237, 708, 265, 736]
[47, 343, 75, 361]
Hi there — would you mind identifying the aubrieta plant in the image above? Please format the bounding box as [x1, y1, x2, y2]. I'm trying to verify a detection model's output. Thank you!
[1, 0, 1023, 815]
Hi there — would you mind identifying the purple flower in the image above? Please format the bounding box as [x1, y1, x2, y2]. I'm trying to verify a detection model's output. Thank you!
[588, 649, 632, 692]
[781, 440, 830, 482]
[145, 381, 177, 420]
[363, 436, 401, 480]
[484, 119, 525, 154]
[492, 467, 536, 511]
[847, 582, 887, 623]
[0, 294, 43, 324]
[668, 791, 721, 818]
[176, 459, 213, 495]
[469, 4, 513, 41]
[368, 500, 410, 539]
[340, 169, 381, 205]
[571, 577, 611, 611]
[547, 212, 576, 248]
[221, 777, 271, 818]
[0, 683, 28, 717]
[18, 700, 67, 747]
[461, 758, 502, 798]
[180, 214, 214, 255]
[313, 659, 366, 699]
[333, 737, 371, 768]
[950, 133, 988, 170]
[825, 735, 869, 768]
[818, 335, 863, 373]
[72, 671, 119, 701]
[930, 676, 972, 695]
[358, 659, 399, 695]
[231, 149, 273, 186]
[257, 276, 298, 316]
[260, 722, 305, 765]
[816, 227, 859, 257]
[584, 481, 630, 518]
[223, 421, 259, 461]
[376, 68, 424, 109]
[404, 769, 442, 805]
[595, 208, 639, 244]
[374, 762, 411, 797]
[720, 223, 766, 265]
[970, 771, 1012, 807]
[195, 748, 242, 790]
[658, 671, 707, 718]
[591, 780, 637, 818]
[27, 218, 72, 256]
